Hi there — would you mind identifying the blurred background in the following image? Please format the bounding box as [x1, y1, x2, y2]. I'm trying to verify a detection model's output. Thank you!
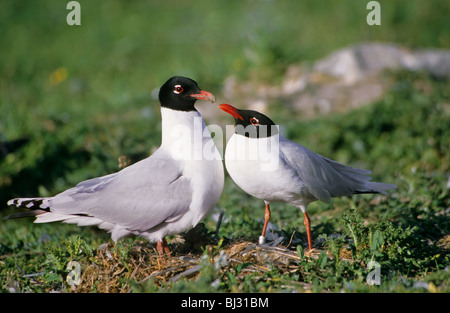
[1, 0, 449, 228]
[1, 0, 449, 293]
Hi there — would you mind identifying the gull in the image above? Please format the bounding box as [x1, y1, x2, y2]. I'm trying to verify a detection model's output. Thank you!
[6, 76, 224, 256]
[219, 104, 396, 250]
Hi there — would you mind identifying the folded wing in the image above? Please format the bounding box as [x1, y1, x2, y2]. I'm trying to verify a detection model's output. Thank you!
[8, 149, 192, 237]
[279, 137, 396, 202]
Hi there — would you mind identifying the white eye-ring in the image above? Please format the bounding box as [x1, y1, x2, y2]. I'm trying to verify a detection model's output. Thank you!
[174, 85, 184, 94]
[250, 117, 259, 125]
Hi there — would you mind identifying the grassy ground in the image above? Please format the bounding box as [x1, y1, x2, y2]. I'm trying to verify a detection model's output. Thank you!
[1, 1, 449, 293]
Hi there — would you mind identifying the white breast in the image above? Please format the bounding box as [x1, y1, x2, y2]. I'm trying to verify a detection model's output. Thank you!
[225, 134, 304, 203]
[160, 107, 224, 226]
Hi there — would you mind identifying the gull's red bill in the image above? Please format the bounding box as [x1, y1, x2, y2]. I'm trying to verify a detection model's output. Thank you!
[218, 104, 244, 121]
[190, 90, 216, 103]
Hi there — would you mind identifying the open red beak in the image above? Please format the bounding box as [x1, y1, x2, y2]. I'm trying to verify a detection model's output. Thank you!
[218, 104, 244, 121]
[190, 90, 216, 103]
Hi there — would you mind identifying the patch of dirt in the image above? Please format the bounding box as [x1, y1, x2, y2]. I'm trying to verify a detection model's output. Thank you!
[71, 225, 330, 293]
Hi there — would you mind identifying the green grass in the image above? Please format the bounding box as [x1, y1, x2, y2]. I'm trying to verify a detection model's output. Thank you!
[1, 1, 449, 293]
[1, 71, 448, 293]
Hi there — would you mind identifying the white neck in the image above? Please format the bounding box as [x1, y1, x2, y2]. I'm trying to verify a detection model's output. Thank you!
[160, 107, 217, 161]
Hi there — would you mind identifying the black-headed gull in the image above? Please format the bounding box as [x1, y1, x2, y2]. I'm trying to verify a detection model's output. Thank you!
[6, 76, 224, 256]
[219, 104, 396, 250]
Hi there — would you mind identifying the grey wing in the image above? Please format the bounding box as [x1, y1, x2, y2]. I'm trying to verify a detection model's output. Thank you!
[279, 137, 395, 202]
[47, 151, 192, 232]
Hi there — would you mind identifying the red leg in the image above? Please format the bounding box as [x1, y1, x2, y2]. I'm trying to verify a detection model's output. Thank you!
[163, 238, 171, 255]
[259, 202, 271, 244]
[261, 202, 271, 237]
[303, 212, 313, 251]
[156, 238, 171, 257]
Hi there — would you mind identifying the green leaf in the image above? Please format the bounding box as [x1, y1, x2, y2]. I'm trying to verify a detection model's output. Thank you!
[370, 229, 384, 252]
[296, 245, 304, 261]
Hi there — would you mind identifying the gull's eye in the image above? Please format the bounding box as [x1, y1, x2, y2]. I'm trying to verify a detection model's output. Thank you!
[174, 85, 184, 94]
[250, 117, 259, 125]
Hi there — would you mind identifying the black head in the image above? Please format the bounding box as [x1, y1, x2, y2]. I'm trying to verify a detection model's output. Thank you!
[158, 76, 216, 112]
[219, 104, 278, 138]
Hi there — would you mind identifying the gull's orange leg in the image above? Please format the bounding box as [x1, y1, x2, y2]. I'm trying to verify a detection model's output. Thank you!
[156, 238, 171, 258]
[259, 202, 271, 244]
[303, 212, 313, 251]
